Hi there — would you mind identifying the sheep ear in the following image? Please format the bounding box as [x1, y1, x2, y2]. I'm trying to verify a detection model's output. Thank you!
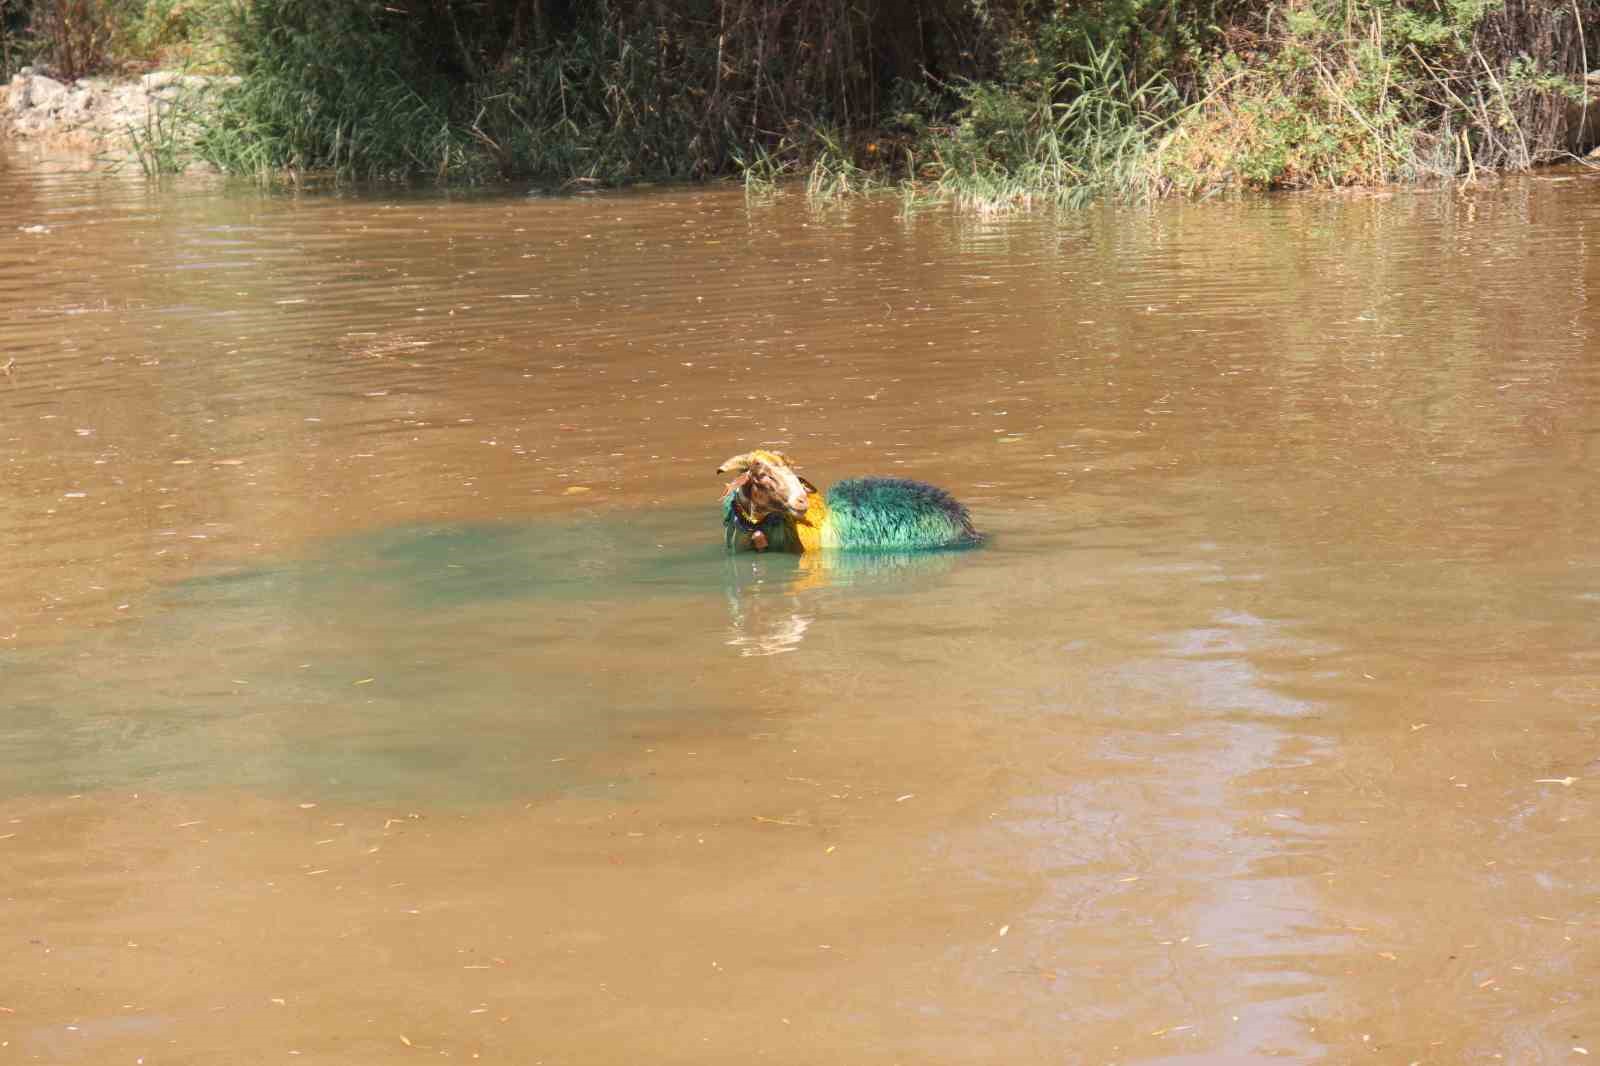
[716, 452, 754, 475]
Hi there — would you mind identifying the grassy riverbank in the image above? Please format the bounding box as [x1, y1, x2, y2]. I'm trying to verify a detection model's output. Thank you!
[5, 1, 1597, 201]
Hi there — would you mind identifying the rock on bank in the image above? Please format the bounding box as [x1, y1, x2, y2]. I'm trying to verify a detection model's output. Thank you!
[2, 69, 232, 166]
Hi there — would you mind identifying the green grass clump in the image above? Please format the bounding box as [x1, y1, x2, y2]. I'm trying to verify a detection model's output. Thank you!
[804, 127, 889, 200]
[195, 2, 468, 182]
[918, 39, 1181, 211]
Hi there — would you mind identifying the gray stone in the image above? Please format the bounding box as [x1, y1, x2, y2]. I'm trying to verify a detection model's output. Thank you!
[30, 75, 68, 112]
[1, 67, 223, 166]
[9, 74, 34, 111]
[62, 88, 96, 121]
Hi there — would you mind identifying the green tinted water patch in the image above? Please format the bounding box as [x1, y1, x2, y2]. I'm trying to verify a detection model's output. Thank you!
[0, 511, 976, 805]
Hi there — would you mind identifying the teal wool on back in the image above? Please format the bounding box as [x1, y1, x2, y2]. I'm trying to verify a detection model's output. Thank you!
[716, 449, 982, 554]
[823, 477, 981, 551]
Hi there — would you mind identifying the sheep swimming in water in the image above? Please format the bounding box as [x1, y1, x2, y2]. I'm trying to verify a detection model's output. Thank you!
[717, 448, 982, 553]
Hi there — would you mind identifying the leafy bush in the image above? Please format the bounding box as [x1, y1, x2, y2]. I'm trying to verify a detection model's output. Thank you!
[197, 0, 997, 184]
[1, 0, 31, 78]
[29, 0, 116, 79]
[119, 0, 229, 71]
[1161, 0, 1593, 192]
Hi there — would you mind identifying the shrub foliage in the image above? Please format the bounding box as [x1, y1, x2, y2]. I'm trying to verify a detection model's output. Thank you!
[6, 0, 1600, 198]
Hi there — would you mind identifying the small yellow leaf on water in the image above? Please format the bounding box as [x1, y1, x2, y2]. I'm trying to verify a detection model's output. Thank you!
[1536, 777, 1578, 786]
[563, 486, 592, 495]
[355, 678, 375, 685]
[400, 1035, 413, 1047]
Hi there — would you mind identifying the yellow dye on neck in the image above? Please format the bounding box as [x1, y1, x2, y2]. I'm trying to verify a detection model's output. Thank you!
[790, 493, 830, 553]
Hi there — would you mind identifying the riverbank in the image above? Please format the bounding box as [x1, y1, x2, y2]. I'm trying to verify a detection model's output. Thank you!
[5, 0, 1600, 198]
[2, 68, 229, 171]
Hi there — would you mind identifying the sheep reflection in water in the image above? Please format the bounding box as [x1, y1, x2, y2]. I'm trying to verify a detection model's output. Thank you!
[721, 548, 965, 657]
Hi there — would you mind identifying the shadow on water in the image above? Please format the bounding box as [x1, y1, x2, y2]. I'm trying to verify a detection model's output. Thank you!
[1, 509, 977, 804]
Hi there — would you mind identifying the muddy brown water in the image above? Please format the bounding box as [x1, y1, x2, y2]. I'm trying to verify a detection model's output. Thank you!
[2, 154, 1598, 1064]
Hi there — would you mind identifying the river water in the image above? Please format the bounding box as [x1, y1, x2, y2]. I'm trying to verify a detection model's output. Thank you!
[2, 153, 1597, 1064]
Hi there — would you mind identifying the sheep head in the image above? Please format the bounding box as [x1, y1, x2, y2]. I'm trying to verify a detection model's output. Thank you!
[717, 448, 811, 521]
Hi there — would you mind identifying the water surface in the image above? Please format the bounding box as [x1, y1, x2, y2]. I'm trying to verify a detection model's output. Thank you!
[3, 157, 1598, 1063]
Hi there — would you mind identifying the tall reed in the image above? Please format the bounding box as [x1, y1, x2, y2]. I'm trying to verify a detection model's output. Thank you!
[927, 39, 1182, 210]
